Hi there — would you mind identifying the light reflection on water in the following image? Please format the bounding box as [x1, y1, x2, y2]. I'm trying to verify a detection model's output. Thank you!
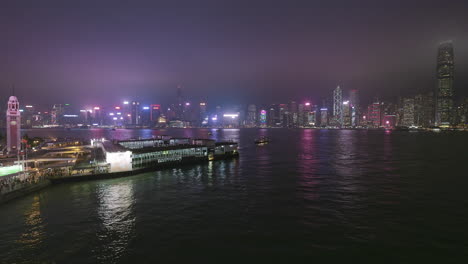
[0, 128, 467, 262]
[17, 195, 45, 249]
[94, 182, 136, 263]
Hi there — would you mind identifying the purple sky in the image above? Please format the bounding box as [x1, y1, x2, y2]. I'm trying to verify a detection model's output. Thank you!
[1, 0, 468, 108]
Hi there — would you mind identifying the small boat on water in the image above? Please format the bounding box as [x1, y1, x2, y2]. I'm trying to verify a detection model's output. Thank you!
[254, 136, 270, 145]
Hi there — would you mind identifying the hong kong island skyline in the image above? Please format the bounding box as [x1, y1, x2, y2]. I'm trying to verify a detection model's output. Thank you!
[1, 1, 468, 129]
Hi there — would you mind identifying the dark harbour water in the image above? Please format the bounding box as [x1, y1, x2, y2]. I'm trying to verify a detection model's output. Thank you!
[1, 128, 468, 263]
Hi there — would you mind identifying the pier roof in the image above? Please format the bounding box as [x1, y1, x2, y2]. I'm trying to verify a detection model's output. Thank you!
[102, 141, 128, 153]
[131, 144, 206, 154]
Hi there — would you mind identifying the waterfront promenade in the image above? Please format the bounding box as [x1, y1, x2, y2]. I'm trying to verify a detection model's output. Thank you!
[0, 135, 239, 204]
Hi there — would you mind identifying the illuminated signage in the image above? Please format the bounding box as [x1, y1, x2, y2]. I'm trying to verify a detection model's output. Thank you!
[260, 110, 267, 124]
[223, 114, 238, 118]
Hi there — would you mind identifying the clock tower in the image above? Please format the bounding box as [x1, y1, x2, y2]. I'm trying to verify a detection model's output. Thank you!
[6, 96, 21, 154]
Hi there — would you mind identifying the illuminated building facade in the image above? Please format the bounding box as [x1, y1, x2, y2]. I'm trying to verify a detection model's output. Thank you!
[320, 108, 328, 127]
[414, 93, 435, 127]
[259, 109, 267, 126]
[333, 86, 343, 126]
[342, 101, 351, 127]
[367, 101, 382, 127]
[401, 98, 415, 127]
[435, 41, 455, 126]
[150, 104, 161, 124]
[349, 89, 359, 126]
[246, 104, 257, 127]
[51, 104, 64, 125]
[131, 101, 140, 125]
[6, 96, 21, 154]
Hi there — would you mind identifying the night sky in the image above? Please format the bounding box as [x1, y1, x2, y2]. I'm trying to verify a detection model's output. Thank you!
[1, 0, 468, 108]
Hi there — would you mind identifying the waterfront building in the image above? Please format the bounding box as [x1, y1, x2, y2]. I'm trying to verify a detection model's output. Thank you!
[131, 101, 140, 125]
[6, 96, 21, 154]
[92, 137, 237, 173]
[259, 109, 267, 127]
[199, 102, 207, 126]
[246, 104, 257, 127]
[307, 111, 316, 126]
[320, 108, 328, 127]
[92, 106, 102, 126]
[150, 104, 161, 124]
[122, 101, 131, 124]
[298, 104, 305, 126]
[333, 86, 343, 127]
[459, 97, 468, 126]
[367, 101, 382, 127]
[349, 89, 359, 126]
[222, 113, 240, 127]
[175, 86, 184, 120]
[289, 101, 298, 126]
[278, 104, 287, 127]
[401, 98, 416, 127]
[268, 105, 277, 127]
[140, 106, 151, 126]
[342, 101, 351, 127]
[414, 93, 435, 127]
[22, 105, 35, 128]
[51, 104, 64, 125]
[435, 41, 455, 127]
[383, 115, 396, 128]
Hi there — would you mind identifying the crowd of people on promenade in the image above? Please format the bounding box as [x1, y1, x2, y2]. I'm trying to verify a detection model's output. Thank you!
[0, 169, 52, 195]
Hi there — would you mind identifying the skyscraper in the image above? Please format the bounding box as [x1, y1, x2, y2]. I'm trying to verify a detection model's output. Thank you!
[6, 96, 21, 154]
[246, 104, 257, 127]
[401, 98, 415, 127]
[349, 89, 359, 127]
[435, 41, 455, 126]
[131, 101, 140, 125]
[333, 86, 343, 126]
[150, 104, 161, 124]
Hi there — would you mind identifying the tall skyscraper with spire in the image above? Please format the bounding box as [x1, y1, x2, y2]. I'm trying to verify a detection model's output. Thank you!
[435, 41, 455, 126]
[6, 95, 21, 154]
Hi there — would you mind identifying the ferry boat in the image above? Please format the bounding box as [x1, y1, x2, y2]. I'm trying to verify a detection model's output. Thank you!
[254, 136, 270, 145]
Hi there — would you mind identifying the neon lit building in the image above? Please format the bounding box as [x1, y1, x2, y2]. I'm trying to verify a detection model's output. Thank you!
[367, 101, 382, 128]
[259, 109, 267, 126]
[6, 96, 21, 154]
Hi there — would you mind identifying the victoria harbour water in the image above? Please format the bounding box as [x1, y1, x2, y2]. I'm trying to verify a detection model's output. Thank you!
[1, 128, 468, 263]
